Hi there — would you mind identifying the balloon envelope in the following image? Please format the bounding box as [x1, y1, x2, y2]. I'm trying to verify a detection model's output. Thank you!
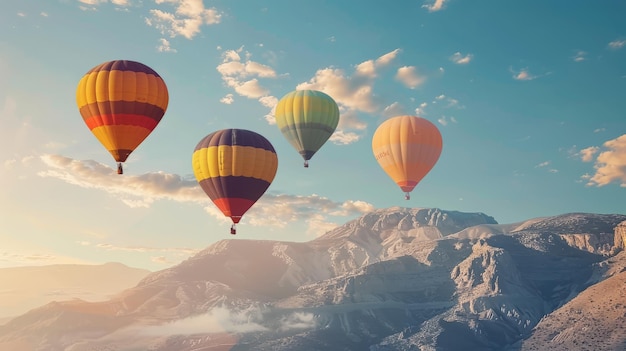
[191, 129, 278, 227]
[76, 60, 169, 172]
[372, 115, 442, 198]
[274, 90, 339, 167]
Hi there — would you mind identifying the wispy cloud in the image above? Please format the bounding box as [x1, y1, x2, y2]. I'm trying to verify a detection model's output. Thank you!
[573, 50, 587, 62]
[139, 306, 317, 337]
[535, 161, 550, 168]
[608, 39, 626, 50]
[582, 134, 626, 187]
[78, 241, 197, 256]
[146, 0, 222, 40]
[37, 155, 374, 234]
[422, 0, 448, 12]
[77, 0, 133, 11]
[450, 52, 473, 64]
[157, 38, 177, 53]
[511, 67, 538, 81]
[437, 116, 457, 126]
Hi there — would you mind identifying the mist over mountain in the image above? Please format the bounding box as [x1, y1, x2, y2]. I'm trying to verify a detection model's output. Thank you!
[0, 262, 149, 320]
[1, 208, 625, 351]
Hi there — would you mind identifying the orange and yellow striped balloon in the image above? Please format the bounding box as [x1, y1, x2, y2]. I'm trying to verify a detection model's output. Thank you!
[76, 60, 169, 173]
[372, 115, 442, 200]
[192, 129, 278, 234]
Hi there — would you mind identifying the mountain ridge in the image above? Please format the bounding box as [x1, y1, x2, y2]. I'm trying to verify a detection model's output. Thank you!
[1, 207, 625, 351]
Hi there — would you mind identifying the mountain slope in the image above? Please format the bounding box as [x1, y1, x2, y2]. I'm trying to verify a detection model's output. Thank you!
[0, 208, 625, 351]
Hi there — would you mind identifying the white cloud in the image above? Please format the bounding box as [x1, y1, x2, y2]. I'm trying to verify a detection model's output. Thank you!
[511, 67, 537, 81]
[583, 134, 626, 187]
[220, 93, 234, 104]
[608, 39, 626, 49]
[141, 306, 268, 335]
[157, 38, 177, 53]
[422, 0, 448, 12]
[146, 0, 222, 40]
[437, 116, 457, 126]
[36, 155, 374, 234]
[278, 312, 317, 331]
[580, 146, 599, 162]
[573, 50, 587, 62]
[329, 130, 360, 145]
[38, 154, 205, 206]
[395, 66, 426, 89]
[536, 161, 550, 168]
[450, 52, 473, 64]
[216, 48, 279, 102]
[415, 102, 428, 116]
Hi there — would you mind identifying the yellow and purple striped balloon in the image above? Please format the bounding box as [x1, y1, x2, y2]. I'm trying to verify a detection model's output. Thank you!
[192, 129, 278, 234]
[76, 60, 169, 174]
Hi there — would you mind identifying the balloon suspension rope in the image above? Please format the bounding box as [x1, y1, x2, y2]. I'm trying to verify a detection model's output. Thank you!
[405, 192, 410, 200]
[230, 224, 237, 235]
[117, 163, 123, 175]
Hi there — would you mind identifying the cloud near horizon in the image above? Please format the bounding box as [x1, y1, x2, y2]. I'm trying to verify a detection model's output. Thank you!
[138, 306, 317, 336]
[37, 155, 374, 235]
[581, 134, 626, 187]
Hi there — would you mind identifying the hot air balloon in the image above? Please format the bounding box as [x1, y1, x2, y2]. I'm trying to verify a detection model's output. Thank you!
[76, 60, 169, 174]
[192, 129, 278, 235]
[274, 89, 339, 168]
[372, 115, 443, 200]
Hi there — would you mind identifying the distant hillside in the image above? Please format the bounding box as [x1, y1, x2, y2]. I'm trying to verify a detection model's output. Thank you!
[0, 262, 150, 319]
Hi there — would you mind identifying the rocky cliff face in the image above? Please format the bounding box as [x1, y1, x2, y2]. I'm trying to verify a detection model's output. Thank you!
[1, 209, 625, 351]
[614, 220, 626, 249]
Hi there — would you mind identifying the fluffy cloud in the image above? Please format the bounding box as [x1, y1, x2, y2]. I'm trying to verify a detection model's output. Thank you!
[582, 134, 626, 187]
[580, 146, 599, 162]
[292, 49, 403, 145]
[450, 52, 473, 64]
[511, 67, 537, 81]
[422, 0, 448, 12]
[37, 155, 374, 234]
[146, 0, 221, 40]
[395, 66, 426, 89]
[216, 47, 279, 102]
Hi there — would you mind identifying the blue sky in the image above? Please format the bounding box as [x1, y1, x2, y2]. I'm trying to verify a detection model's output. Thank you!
[1, 0, 625, 271]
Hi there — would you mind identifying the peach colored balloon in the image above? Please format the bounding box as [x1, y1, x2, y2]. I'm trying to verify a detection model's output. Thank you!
[372, 115, 443, 199]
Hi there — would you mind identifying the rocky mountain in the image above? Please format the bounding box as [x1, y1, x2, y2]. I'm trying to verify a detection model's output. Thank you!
[0, 262, 150, 320]
[0, 208, 624, 351]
